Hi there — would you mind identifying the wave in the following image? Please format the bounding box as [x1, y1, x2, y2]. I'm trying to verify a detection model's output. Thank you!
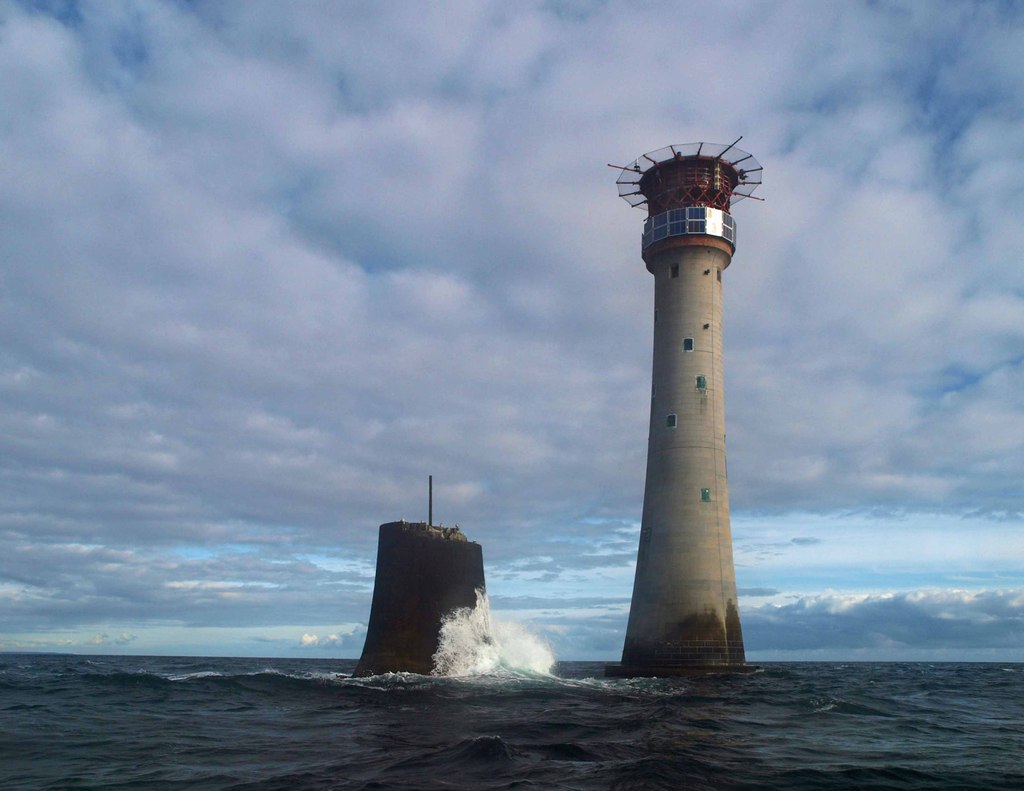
[431, 590, 556, 677]
[166, 670, 225, 681]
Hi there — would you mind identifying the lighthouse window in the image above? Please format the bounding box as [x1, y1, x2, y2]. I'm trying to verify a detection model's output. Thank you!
[701, 488, 711, 502]
[666, 413, 677, 429]
[688, 220, 706, 234]
[723, 213, 736, 244]
[683, 337, 694, 351]
[687, 207, 704, 220]
[717, 268, 722, 282]
[670, 264, 679, 278]
[695, 375, 707, 391]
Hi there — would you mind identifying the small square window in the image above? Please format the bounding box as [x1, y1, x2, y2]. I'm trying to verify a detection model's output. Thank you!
[670, 264, 679, 278]
[682, 337, 694, 351]
[666, 414, 677, 428]
[701, 488, 711, 502]
[695, 375, 707, 391]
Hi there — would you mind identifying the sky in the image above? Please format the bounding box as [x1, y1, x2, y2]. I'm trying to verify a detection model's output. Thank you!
[1, 0, 1022, 662]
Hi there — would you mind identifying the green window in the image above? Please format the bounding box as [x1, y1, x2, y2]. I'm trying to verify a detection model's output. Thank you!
[695, 375, 707, 391]
[701, 488, 711, 502]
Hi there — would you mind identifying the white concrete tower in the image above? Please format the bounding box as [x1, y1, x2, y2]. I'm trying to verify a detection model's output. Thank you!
[607, 140, 762, 676]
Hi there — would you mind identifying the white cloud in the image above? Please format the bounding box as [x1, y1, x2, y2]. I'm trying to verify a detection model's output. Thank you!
[299, 631, 349, 649]
[743, 588, 1024, 657]
[0, 0, 1022, 658]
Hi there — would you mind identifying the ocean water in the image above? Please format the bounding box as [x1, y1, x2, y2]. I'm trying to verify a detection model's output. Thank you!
[3, 656, 1022, 790]
[3, 598, 1023, 791]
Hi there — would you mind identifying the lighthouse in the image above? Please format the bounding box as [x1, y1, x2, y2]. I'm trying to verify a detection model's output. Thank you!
[607, 140, 761, 676]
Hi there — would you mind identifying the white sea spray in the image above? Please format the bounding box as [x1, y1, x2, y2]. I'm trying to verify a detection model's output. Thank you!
[432, 590, 555, 676]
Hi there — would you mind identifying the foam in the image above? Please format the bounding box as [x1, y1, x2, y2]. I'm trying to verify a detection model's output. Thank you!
[432, 590, 555, 676]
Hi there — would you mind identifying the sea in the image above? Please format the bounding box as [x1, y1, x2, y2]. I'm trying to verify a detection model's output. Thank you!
[2, 609, 1023, 790]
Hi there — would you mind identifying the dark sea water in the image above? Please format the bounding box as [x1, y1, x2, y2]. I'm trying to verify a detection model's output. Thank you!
[1, 655, 1022, 790]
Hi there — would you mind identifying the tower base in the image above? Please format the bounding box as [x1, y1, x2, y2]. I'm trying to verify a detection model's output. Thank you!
[604, 662, 758, 678]
[354, 521, 485, 677]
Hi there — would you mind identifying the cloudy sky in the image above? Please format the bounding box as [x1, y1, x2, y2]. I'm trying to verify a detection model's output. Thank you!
[1, 0, 1022, 662]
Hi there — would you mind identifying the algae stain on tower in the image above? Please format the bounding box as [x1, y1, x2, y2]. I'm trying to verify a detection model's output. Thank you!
[607, 140, 762, 677]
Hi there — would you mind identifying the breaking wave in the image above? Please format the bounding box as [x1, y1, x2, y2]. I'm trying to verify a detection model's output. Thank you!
[432, 590, 555, 676]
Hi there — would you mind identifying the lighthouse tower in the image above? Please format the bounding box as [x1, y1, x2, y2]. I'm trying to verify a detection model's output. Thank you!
[607, 140, 762, 676]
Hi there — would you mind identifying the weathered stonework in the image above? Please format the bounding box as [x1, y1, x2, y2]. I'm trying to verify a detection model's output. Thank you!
[354, 521, 485, 677]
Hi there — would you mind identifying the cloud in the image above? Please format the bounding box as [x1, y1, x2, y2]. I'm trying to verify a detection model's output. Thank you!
[298, 630, 360, 650]
[299, 632, 346, 648]
[744, 589, 1024, 653]
[738, 588, 781, 597]
[0, 540, 374, 634]
[0, 1, 1022, 657]
[77, 631, 134, 646]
